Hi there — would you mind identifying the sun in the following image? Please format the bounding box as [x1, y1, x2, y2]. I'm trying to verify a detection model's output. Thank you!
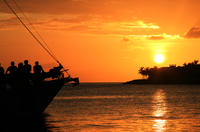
[154, 54, 165, 63]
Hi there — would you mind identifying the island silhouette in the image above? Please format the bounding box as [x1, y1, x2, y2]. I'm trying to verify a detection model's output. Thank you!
[125, 60, 200, 84]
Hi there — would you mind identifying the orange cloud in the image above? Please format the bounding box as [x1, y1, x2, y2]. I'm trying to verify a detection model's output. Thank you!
[122, 37, 130, 42]
[0, 0, 124, 15]
[185, 27, 200, 38]
[0, 16, 55, 30]
[148, 36, 164, 40]
[0, 15, 160, 35]
[121, 21, 159, 29]
[0, 17, 18, 29]
[129, 33, 182, 40]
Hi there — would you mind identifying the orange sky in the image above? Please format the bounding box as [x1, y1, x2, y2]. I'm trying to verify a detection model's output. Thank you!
[1, 0, 200, 82]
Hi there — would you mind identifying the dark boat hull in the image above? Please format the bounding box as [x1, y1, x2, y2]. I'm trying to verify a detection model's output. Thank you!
[35, 79, 68, 113]
[0, 77, 78, 116]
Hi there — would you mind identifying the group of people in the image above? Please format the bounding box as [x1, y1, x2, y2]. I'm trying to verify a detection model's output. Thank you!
[0, 60, 44, 82]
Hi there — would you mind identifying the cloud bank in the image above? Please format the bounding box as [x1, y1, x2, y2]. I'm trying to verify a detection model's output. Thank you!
[185, 27, 200, 38]
[0, 0, 188, 40]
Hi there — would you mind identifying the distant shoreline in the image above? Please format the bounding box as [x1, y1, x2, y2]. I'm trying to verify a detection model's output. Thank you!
[125, 60, 200, 85]
[124, 79, 200, 85]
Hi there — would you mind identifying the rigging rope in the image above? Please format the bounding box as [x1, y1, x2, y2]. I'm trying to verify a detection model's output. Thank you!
[3, 0, 70, 75]
[3, 0, 62, 66]
[12, 0, 59, 63]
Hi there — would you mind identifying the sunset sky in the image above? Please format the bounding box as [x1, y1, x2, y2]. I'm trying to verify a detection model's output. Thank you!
[0, 0, 200, 82]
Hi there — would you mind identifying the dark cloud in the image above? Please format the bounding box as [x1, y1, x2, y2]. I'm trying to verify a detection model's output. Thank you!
[185, 27, 200, 38]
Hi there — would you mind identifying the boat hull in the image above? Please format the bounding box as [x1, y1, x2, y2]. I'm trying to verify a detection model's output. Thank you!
[0, 77, 78, 116]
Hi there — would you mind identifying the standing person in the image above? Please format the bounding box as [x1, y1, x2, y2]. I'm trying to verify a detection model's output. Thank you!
[33, 61, 44, 82]
[22, 60, 32, 88]
[33, 61, 44, 75]
[17, 62, 24, 77]
[6, 61, 17, 76]
[0, 63, 4, 75]
[0, 64, 5, 91]
[23, 60, 32, 77]
[15, 62, 25, 91]
[0, 63, 4, 79]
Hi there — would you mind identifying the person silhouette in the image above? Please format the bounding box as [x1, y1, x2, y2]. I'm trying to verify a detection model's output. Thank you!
[33, 61, 44, 82]
[14, 62, 25, 90]
[33, 61, 44, 75]
[0, 63, 4, 73]
[6, 61, 17, 76]
[23, 60, 31, 77]
[0, 63, 4, 78]
[0, 64, 5, 91]
[17, 62, 24, 76]
[21, 60, 32, 89]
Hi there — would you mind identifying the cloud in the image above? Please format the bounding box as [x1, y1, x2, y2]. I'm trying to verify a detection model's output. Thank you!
[44, 19, 159, 30]
[121, 21, 159, 29]
[50, 15, 91, 23]
[0, 15, 181, 41]
[0, 0, 181, 39]
[46, 20, 160, 34]
[149, 34, 181, 40]
[185, 27, 200, 38]
[122, 37, 130, 42]
[0, 0, 121, 15]
[0, 17, 18, 29]
[0, 0, 161, 33]
[0, 16, 52, 30]
[148, 36, 164, 40]
[0, 14, 161, 35]
[128, 33, 182, 40]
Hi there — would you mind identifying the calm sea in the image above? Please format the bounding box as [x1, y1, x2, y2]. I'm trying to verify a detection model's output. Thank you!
[4, 83, 199, 131]
[42, 83, 200, 132]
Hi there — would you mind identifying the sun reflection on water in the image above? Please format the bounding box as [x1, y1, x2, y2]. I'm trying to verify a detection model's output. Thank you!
[153, 119, 166, 132]
[152, 89, 167, 132]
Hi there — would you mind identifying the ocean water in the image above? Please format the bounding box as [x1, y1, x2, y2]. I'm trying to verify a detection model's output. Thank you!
[44, 83, 200, 132]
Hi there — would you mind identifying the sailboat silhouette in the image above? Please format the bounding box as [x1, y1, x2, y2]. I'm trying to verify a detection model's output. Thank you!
[0, 0, 79, 116]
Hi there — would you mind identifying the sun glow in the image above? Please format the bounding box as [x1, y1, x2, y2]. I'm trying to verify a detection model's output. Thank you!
[154, 54, 165, 63]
